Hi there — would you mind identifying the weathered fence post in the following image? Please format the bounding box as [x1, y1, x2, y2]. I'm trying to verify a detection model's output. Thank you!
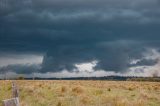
[2, 81, 20, 106]
[12, 82, 19, 98]
[2, 98, 20, 106]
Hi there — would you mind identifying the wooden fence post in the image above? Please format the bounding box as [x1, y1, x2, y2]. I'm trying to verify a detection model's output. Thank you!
[12, 82, 19, 98]
[2, 81, 20, 106]
[2, 98, 20, 106]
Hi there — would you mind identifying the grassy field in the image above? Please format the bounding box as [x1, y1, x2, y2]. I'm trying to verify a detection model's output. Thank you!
[0, 80, 160, 106]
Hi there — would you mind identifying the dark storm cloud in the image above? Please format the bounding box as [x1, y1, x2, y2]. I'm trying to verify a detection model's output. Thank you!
[129, 59, 158, 67]
[0, 0, 160, 74]
[0, 64, 41, 74]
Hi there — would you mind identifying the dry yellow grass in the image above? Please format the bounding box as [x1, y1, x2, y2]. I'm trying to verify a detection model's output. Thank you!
[0, 80, 160, 106]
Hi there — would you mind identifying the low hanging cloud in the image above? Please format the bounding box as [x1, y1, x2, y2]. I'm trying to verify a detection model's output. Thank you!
[0, 53, 43, 75]
[0, 53, 43, 67]
[0, 0, 160, 77]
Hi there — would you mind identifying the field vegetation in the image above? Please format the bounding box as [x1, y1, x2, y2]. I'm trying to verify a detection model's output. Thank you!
[0, 80, 160, 106]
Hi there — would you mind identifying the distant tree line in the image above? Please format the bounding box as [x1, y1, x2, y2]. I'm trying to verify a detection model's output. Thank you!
[0, 76, 160, 82]
[127, 77, 160, 82]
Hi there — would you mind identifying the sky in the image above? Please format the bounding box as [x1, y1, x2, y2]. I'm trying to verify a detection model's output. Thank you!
[0, 0, 160, 78]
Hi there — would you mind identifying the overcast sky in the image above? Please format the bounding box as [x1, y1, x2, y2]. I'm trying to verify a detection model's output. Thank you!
[0, 0, 160, 78]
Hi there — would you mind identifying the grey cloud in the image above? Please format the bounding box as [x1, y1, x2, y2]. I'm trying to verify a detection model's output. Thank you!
[0, 64, 41, 74]
[0, 0, 160, 75]
[129, 59, 158, 67]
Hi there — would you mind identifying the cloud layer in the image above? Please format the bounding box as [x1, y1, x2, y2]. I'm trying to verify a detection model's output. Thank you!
[0, 0, 160, 77]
